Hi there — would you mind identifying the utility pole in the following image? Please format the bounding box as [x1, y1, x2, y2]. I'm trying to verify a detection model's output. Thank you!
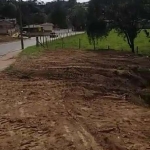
[19, 0, 24, 49]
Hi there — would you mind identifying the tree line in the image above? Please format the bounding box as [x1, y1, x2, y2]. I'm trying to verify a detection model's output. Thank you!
[0, 0, 87, 29]
[0, 0, 149, 53]
[87, 0, 150, 53]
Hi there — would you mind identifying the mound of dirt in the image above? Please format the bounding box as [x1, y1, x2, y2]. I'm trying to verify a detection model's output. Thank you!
[0, 49, 150, 150]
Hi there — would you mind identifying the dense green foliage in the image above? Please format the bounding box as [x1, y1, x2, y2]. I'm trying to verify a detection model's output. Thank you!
[109, 0, 150, 53]
[0, 0, 87, 29]
[68, 4, 87, 31]
[86, 0, 150, 52]
[0, 0, 149, 53]
[86, 0, 111, 49]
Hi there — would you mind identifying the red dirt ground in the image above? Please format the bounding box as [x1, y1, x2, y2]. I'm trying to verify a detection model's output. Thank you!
[0, 49, 150, 150]
[0, 35, 18, 43]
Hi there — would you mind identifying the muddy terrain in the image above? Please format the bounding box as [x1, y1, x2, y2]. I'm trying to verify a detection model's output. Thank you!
[0, 35, 18, 43]
[0, 49, 150, 150]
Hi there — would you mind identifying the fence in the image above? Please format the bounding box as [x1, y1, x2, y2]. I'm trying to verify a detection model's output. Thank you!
[34, 29, 150, 56]
[36, 30, 83, 48]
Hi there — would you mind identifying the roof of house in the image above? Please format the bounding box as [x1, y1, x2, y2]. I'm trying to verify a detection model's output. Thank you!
[0, 20, 14, 24]
[23, 25, 43, 28]
[0, 18, 16, 24]
[41, 23, 54, 26]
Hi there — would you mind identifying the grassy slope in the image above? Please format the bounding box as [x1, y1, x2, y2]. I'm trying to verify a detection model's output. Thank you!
[22, 30, 150, 55]
[21, 45, 43, 56]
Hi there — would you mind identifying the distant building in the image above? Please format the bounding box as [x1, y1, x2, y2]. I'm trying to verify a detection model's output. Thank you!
[23, 25, 44, 33]
[23, 23, 54, 33]
[0, 19, 17, 35]
[41, 23, 54, 32]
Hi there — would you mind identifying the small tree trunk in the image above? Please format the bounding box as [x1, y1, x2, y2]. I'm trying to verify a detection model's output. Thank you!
[93, 39, 96, 50]
[130, 39, 135, 53]
[125, 33, 135, 53]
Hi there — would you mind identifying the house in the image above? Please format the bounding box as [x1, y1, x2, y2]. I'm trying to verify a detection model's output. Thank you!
[41, 23, 54, 32]
[23, 23, 54, 33]
[23, 25, 44, 33]
[4, 18, 17, 24]
[0, 19, 17, 35]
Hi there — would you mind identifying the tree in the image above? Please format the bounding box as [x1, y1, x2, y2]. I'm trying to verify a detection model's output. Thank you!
[51, 2, 67, 28]
[70, 0, 76, 5]
[87, 20, 110, 50]
[18, 0, 46, 25]
[110, 0, 150, 53]
[0, 0, 6, 17]
[68, 4, 87, 31]
[86, 0, 110, 50]
[1, 2, 17, 18]
[32, 13, 47, 24]
[68, 0, 76, 8]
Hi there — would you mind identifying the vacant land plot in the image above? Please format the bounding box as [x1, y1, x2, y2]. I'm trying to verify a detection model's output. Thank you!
[46, 30, 150, 55]
[21, 30, 150, 56]
[0, 49, 150, 150]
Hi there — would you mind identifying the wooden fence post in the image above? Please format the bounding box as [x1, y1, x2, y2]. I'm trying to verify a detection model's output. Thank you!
[40, 36, 42, 43]
[62, 38, 64, 48]
[79, 38, 81, 49]
[43, 36, 45, 45]
[36, 36, 39, 47]
[136, 46, 139, 54]
[46, 36, 48, 48]
[93, 39, 96, 50]
[107, 45, 110, 50]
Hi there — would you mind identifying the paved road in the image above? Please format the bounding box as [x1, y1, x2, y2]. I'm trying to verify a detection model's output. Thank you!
[0, 29, 80, 57]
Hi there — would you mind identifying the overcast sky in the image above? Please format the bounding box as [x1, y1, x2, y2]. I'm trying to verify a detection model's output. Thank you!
[43, 0, 89, 2]
[23, 0, 89, 3]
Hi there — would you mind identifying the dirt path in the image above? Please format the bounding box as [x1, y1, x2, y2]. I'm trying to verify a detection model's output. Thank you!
[0, 50, 150, 150]
[0, 50, 21, 71]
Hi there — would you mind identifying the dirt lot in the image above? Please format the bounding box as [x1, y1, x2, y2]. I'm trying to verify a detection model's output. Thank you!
[0, 35, 18, 43]
[0, 49, 150, 150]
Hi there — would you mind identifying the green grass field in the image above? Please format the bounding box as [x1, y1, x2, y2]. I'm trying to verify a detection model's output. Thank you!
[21, 44, 42, 56]
[22, 30, 150, 55]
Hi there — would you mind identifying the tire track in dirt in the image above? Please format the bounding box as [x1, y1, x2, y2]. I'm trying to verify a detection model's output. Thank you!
[61, 101, 103, 150]
[59, 80, 150, 150]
